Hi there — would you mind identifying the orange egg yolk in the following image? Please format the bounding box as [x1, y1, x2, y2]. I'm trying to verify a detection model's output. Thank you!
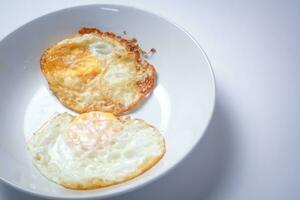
[64, 112, 118, 151]
[46, 43, 101, 84]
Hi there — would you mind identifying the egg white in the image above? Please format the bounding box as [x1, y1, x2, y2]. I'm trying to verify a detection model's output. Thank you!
[27, 112, 165, 189]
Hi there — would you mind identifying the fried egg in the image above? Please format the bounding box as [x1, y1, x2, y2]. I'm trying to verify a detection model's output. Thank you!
[40, 28, 157, 115]
[27, 112, 165, 190]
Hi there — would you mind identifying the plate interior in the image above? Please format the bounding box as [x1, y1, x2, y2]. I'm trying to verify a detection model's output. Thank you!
[0, 4, 215, 199]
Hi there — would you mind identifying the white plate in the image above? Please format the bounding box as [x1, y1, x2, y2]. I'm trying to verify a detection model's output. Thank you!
[0, 4, 215, 199]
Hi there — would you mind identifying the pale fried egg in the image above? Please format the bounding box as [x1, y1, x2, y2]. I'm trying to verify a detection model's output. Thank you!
[27, 112, 165, 190]
[40, 28, 157, 115]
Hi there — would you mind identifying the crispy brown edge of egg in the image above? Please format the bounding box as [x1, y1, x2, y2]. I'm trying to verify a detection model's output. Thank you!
[40, 27, 157, 116]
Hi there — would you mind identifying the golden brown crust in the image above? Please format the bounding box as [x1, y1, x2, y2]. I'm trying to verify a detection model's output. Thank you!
[40, 27, 157, 115]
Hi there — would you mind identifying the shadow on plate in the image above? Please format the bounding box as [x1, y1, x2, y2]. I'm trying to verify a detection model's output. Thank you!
[0, 90, 237, 200]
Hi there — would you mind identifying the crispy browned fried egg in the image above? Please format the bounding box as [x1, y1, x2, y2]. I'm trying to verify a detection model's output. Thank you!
[41, 28, 156, 115]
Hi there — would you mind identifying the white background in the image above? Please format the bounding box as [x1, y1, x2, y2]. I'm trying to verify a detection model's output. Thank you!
[0, 0, 299, 199]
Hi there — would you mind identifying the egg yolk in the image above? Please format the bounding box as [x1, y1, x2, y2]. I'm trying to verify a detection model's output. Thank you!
[64, 112, 118, 151]
[46, 43, 101, 84]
